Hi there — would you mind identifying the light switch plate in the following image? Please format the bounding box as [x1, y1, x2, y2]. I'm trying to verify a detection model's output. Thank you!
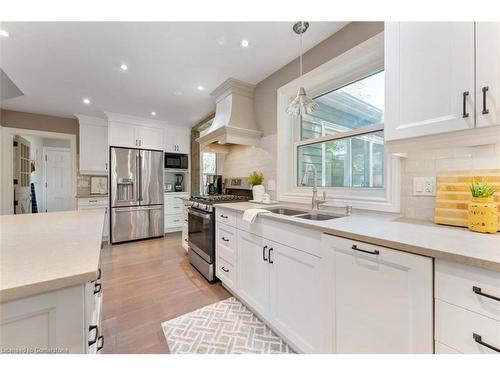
[413, 177, 436, 196]
[267, 179, 276, 191]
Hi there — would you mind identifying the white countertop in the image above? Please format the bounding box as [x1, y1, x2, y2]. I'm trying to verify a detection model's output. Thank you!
[0, 209, 105, 302]
[214, 202, 500, 272]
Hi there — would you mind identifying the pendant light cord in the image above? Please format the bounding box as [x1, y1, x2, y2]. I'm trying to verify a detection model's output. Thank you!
[299, 21, 303, 77]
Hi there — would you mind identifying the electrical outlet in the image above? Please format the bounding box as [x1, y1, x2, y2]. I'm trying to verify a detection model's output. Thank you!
[413, 177, 436, 196]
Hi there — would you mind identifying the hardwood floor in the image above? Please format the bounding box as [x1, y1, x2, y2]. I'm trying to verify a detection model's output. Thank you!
[100, 233, 230, 354]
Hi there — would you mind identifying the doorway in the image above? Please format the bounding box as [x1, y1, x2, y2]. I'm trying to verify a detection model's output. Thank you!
[44, 147, 72, 212]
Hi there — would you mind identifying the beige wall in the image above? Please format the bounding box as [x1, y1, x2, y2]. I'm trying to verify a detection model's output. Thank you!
[254, 22, 384, 136]
[0, 109, 79, 151]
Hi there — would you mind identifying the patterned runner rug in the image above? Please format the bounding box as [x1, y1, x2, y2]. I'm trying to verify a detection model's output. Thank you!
[161, 297, 294, 354]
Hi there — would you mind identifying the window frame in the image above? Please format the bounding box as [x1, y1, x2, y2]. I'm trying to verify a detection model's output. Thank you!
[276, 32, 401, 212]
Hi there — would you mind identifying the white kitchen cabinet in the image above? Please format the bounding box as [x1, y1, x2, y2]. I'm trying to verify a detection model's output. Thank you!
[268, 240, 330, 353]
[476, 22, 500, 128]
[237, 230, 269, 317]
[164, 193, 189, 233]
[108, 121, 163, 150]
[385, 22, 475, 141]
[164, 127, 190, 154]
[77, 198, 109, 240]
[77, 115, 108, 175]
[324, 234, 433, 353]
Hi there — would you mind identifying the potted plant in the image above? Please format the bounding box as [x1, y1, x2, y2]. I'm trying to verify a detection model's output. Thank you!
[248, 171, 265, 202]
[468, 180, 498, 233]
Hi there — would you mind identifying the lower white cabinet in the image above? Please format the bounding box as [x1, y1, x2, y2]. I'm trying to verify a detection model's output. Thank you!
[164, 193, 189, 233]
[323, 234, 433, 354]
[77, 197, 109, 240]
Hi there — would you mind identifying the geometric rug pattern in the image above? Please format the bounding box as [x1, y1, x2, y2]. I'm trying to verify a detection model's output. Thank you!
[161, 297, 295, 354]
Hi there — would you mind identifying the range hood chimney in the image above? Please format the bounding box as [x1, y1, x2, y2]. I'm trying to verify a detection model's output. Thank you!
[196, 78, 262, 148]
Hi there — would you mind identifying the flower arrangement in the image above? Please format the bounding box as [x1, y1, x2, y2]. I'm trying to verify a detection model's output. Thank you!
[248, 171, 264, 186]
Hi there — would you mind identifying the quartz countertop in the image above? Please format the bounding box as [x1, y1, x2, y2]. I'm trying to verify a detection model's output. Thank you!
[214, 202, 500, 272]
[0, 209, 105, 302]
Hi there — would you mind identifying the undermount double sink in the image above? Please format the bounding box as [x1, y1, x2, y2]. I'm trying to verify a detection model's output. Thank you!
[266, 207, 345, 221]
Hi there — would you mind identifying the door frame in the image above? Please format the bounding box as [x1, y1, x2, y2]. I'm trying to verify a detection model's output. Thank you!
[1, 126, 77, 215]
[43, 147, 72, 213]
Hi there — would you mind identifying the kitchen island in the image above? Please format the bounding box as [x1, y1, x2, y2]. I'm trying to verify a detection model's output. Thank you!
[0, 209, 105, 353]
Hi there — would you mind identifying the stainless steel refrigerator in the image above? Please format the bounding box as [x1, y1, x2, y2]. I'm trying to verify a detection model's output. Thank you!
[110, 147, 164, 244]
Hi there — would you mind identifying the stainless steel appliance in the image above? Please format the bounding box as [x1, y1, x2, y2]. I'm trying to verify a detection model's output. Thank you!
[187, 179, 252, 281]
[206, 174, 223, 195]
[110, 147, 164, 244]
[174, 174, 184, 192]
[164, 152, 188, 170]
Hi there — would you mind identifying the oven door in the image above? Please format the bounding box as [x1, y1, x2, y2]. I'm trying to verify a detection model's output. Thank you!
[188, 207, 214, 263]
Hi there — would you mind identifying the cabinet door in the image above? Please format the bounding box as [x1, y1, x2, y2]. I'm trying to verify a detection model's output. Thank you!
[109, 122, 137, 148]
[176, 127, 191, 154]
[138, 126, 164, 150]
[385, 22, 475, 140]
[268, 241, 331, 353]
[325, 235, 433, 353]
[476, 22, 500, 128]
[237, 230, 269, 317]
[79, 123, 108, 174]
[163, 127, 178, 152]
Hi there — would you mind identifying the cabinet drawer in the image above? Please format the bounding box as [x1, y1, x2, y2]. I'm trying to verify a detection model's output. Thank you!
[435, 299, 500, 354]
[165, 204, 183, 215]
[216, 223, 236, 249]
[78, 197, 108, 208]
[217, 242, 236, 265]
[165, 214, 183, 229]
[216, 208, 237, 227]
[216, 257, 235, 290]
[435, 260, 500, 321]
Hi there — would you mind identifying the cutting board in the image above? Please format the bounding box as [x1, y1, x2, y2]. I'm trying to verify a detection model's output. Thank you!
[434, 169, 500, 231]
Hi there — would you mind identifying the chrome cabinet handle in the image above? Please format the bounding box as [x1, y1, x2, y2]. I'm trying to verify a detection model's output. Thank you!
[268, 247, 274, 264]
[94, 282, 102, 294]
[97, 335, 104, 352]
[473, 286, 500, 302]
[221, 266, 229, 273]
[262, 245, 268, 261]
[482, 86, 489, 115]
[352, 244, 380, 255]
[462, 91, 470, 118]
[473, 333, 500, 353]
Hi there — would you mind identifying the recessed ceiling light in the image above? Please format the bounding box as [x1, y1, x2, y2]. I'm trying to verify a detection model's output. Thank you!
[120, 64, 128, 71]
[0, 29, 9, 38]
[151, 111, 156, 116]
[241, 39, 249, 48]
[83, 98, 90, 105]
[197, 85, 205, 91]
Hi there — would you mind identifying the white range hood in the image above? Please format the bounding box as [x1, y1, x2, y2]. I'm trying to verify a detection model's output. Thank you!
[196, 78, 262, 148]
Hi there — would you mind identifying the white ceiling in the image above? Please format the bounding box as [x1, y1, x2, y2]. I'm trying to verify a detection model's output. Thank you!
[0, 22, 347, 127]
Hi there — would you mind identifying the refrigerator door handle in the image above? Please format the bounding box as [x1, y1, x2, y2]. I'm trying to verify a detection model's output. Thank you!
[114, 206, 162, 212]
[136, 153, 142, 202]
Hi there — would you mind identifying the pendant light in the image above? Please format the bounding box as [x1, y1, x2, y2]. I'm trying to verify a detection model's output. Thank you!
[286, 21, 319, 116]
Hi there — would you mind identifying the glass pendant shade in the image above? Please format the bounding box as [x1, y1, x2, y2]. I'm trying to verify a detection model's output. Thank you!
[286, 87, 319, 115]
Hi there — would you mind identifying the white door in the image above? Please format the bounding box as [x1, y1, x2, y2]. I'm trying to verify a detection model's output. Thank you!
[137, 126, 164, 150]
[108, 122, 137, 148]
[45, 148, 72, 212]
[13, 135, 32, 214]
[79, 122, 108, 173]
[325, 235, 433, 354]
[237, 230, 269, 317]
[385, 22, 475, 140]
[476, 22, 500, 128]
[268, 241, 330, 353]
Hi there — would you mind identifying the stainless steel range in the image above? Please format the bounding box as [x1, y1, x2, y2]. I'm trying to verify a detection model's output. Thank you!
[187, 178, 252, 281]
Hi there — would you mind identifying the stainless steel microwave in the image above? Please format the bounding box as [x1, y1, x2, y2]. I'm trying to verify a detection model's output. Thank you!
[164, 153, 188, 169]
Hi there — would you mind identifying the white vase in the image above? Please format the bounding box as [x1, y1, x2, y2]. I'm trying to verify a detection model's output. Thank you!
[252, 185, 265, 202]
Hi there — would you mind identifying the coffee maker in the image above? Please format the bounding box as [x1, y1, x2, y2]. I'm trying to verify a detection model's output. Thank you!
[206, 174, 223, 195]
[174, 174, 184, 192]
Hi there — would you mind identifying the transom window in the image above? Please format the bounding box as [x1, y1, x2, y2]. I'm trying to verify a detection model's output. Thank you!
[297, 70, 385, 188]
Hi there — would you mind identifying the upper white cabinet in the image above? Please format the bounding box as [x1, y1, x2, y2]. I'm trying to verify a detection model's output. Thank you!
[106, 113, 164, 150]
[77, 115, 108, 174]
[324, 234, 433, 354]
[385, 22, 475, 141]
[476, 22, 500, 128]
[164, 127, 190, 154]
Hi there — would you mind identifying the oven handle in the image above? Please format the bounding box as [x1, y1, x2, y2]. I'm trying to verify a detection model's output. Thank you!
[188, 208, 212, 220]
